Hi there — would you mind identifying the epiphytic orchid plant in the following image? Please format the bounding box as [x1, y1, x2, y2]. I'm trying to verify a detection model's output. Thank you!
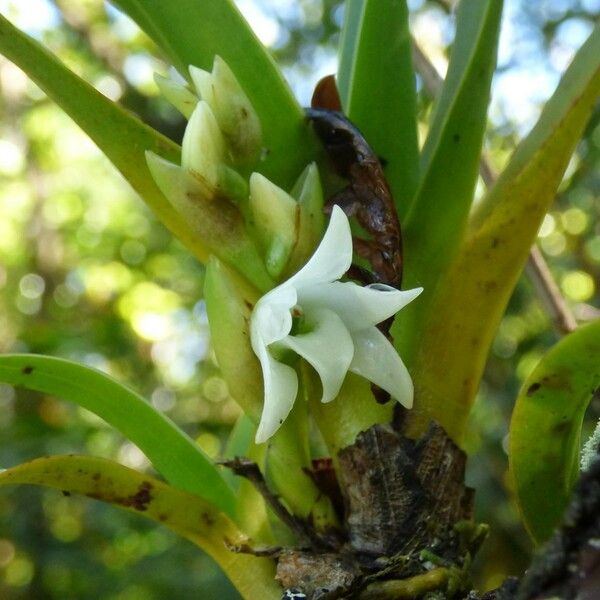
[0, 1, 599, 598]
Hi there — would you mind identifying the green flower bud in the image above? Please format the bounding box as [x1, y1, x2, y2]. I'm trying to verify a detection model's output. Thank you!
[182, 101, 226, 194]
[154, 72, 198, 119]
[190, 56, 262, 165]
[146, 151, 272, 291]
[249, 173, 298, 279]
[287, 162, 324, 274]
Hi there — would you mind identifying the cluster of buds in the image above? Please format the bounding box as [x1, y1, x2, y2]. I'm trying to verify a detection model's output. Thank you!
[147, 58, 421, 442]
[146, 57, 322, 285]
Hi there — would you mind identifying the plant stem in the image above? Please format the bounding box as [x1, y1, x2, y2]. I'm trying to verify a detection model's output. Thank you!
[359, 567, 450, 599]
[219, 457, 323, 548]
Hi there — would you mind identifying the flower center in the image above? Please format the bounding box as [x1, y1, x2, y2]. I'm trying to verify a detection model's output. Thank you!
[289, 305, 307, 336]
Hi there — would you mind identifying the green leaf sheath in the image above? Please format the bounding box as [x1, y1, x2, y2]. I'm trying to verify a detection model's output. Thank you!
[403, 27, 600, 443]
[0, 14, 212, 263]
[110, 0, 319, 187]
[395, 0, 503, 370]
[0, 355, 236, 516]
[0, 456, 280, 600]
[337, 0, 419, 215]
[509, 320, 600, 544]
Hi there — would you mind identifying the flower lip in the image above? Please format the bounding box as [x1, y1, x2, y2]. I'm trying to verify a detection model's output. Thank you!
[250, 204, 423, 443]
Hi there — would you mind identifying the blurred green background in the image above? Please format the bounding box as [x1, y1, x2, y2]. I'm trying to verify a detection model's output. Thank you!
[0, 0, 598, 597]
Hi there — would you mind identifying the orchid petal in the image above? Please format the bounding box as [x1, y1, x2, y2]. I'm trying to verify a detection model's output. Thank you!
[254, 344, 298, 444]
[251, 285, 296, 347]
[349, 327, 413, 408]
[279, 309, 354, 403]
[298, 282, 423, 331]
[287, 205, 352, 288]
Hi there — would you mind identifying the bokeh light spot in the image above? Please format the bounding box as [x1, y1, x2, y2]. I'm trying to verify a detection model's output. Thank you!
[4, 555, 34, 587]
[561, 271, 595, 302]
[0, 139, 24, 176]
[19, 273, 45, 299]
[561, 207, 588, 235]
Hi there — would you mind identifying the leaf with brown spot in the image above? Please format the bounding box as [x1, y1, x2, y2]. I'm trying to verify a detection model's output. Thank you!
[0, 354, 236, 516]
[510, 319, 600, 544]
[0, 455, 280, 599]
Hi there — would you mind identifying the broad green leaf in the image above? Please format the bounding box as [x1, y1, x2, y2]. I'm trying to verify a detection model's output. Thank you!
[337, 0, 419, 214]
[398, 0, 503, 348]
[0, 456, 280, 599]
[337, 0, 364, 107]
[0, 14, 209, 263]
[403, 27, 600, 442]
[109, 0, 318, 187]
[0, 355, 235, 516]
[509, 320, 600, 544]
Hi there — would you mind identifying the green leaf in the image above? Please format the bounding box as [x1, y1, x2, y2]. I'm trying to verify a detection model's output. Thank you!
[0, 14, 210, 264]
[401, 27, 600, 443]
[0, 456, 280, 599]
[509, 320, 600, 544]
[471, 26, 600, 230]
[337, 0, 419, 214]
[0, 355, 235, 516]
[109, 0, 318, 187]
[337, 0, 364, 108]
[399, 0, 503, 320]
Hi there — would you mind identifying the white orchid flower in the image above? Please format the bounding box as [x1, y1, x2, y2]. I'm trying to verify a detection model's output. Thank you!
[250, 205, 423, 443]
